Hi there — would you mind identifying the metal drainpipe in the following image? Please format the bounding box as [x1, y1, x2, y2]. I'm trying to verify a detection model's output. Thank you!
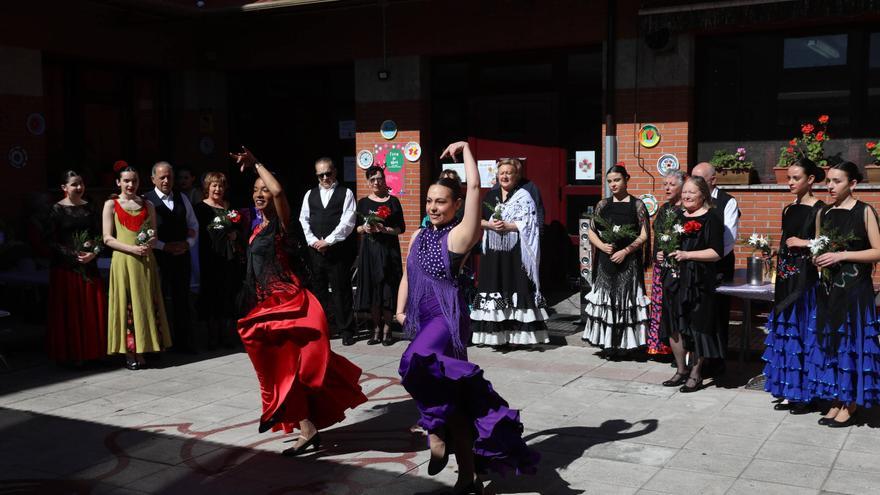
[603, 0, 617, 199]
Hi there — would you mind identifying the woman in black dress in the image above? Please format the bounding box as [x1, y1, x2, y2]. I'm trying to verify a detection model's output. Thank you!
[355, 165, 405, 345]
[810, 162, 880, 427]
[46, 170, 108, 365]
[194, 171, 244, 348]
[763, 159, 824, 411]
[583, 165, 651, 356]
[660, 175, 723, 392]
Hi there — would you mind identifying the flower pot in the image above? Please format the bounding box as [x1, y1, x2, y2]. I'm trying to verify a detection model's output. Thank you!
[773, 167, 789, 184]
[715, 169, 751, 185]
[865, 164, 880, 183]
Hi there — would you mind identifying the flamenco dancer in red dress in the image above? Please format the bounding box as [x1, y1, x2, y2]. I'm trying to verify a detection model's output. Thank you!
[230, 147, 367, 455]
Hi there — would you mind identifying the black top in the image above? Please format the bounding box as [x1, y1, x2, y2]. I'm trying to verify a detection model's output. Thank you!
[815, 201, 876, 340]
[774, 201, 824, 313]
[307, 185, 348, 239]
[194, 202, 240, 263]
[48, 203, 101, 271]
[144, 190, 189, 242]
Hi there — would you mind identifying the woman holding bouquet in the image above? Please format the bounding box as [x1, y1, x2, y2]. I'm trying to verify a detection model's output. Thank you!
[46, 170, 107, 365]
[102, 163, 171, 370]
[397, 142, 539, 494]
[583, 165, 651, 356]
[470, 158, 548, 346]
[647, 171, 685, 359]
[355, 165, 405, 345]
[230, 146, 366, 454]
[194, 171, 244, 349]
[810, 162, 880, 427]
[659, 176, 723, 392]
[762, 159, 824, 411]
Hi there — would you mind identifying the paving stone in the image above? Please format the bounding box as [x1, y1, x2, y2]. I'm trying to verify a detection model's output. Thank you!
[728, 478, 820, 495]
[822, 468, 880, 494]
[664, 449, 752, 477]
[740, 458, 830, 489]
[641, 467, 735, 494]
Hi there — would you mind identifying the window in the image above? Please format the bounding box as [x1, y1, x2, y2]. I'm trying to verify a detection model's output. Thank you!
[783, 34, 848, 68]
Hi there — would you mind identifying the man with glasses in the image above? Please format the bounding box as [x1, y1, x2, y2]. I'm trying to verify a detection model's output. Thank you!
[299, 157, 358, 345]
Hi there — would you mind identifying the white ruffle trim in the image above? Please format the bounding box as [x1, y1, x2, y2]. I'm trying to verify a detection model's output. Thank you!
[472, 329, 550, 346]
[470, 307, 549, 323]
[581, 286, 650, 349]
[582, 321, 647, 349]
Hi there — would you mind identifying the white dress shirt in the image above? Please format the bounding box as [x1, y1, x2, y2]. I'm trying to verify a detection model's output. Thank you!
[148, 187, 199, 250]
[299, 182, 356, 246]
[711, 188, 740, 256]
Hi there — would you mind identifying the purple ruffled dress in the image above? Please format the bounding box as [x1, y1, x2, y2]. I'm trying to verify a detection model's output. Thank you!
[398, 222, 540, 475]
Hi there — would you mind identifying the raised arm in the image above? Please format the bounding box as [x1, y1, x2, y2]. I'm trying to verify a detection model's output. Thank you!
[231, 146, 291, 229]
[445, 142, 481, 253]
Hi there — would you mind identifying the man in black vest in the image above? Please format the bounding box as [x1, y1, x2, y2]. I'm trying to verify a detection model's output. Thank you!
[144, 161, 199, 353]
[692, 162, 741, 377]
[298, 157, 357, 345]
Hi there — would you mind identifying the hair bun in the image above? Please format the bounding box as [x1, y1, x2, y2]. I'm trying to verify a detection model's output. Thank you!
[113, 160, 129, 173]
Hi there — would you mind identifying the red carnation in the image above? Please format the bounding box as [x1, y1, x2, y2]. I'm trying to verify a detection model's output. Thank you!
[376, 205, 392, 219]
[816, 131, 825, 142]
[868, 142, 877, 150]
[113, 160, 129, 172]
[789, 138, 798, 146]
[801, 123, 815, 134]
[683, 220, 702, 235]
[818, 115, 829, 124]
[226, 209, 241, 223]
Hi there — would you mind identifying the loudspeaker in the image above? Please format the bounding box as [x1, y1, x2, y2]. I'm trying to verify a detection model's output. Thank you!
[578, 209, 593, 321]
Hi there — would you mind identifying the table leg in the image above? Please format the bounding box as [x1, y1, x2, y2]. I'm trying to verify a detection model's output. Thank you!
[740, 299, 752, 368]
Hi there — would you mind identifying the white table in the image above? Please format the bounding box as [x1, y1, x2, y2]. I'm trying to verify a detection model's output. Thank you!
[716, 279, 774, 366]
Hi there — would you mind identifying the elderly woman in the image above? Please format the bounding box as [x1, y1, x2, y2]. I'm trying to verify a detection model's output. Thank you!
[194, 172, 244, 348]
[355, 165, 405, 345]
[583, 165, 651, 357]
[470, 158, 548, 346]
[659, 176, 723, 392]
[647, 171, 685, 358]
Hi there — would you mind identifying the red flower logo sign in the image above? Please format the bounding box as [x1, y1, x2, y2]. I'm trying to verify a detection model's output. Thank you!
[682, 220, 702, 235]
[376, 205, 392, 219]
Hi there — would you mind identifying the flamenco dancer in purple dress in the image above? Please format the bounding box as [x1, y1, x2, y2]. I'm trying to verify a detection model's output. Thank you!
[395, 142, 539, 494]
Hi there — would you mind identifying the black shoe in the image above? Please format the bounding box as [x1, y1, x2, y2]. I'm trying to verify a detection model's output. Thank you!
[367, 336, 381, 345]
[773, 402, 794, 411]
[342, 336, 355, 346]
[449, 480, 483, 495]
[124, 361, 140, 370]
[427, 433, 449, 476]
[662, 371, 690, 387]
[282, 432, 321, 456]
[259, 405, 286, 433]
[827, 411, 858, 428]
[789, 402, 817, 415]
[382, 334, 395, 346]
[679, 377, 704, 393]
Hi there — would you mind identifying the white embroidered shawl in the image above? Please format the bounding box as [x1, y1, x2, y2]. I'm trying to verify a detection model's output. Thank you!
[482, 187, 542, 298]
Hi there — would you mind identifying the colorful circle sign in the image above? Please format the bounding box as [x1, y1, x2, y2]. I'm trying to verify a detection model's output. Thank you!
[380, 120, 398, 140]
[386, 148, 405, 172]
[640, 193, 659, 216]
[26, 113, 46, 136]
[404, 141, 421, 162]
[656, 153, 680, 176]
[638, 124, 661, 148]
[357, 149, 374, 169]
[8, 146, 28, 169]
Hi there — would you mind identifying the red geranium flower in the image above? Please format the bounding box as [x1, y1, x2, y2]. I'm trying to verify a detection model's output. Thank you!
[376, 205, 392, 219]
[683, 220, 702, 235]
[868, 142, 877, 150]
[801, 123, 815, 134]
[789, 138, 798, 146]
[818, 115, 829, 124]
[786, 147, 795, 154]
[816, 131, 825, 142]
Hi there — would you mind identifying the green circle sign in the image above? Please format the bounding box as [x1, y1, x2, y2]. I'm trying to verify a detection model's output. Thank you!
[386, 148, 405, 172]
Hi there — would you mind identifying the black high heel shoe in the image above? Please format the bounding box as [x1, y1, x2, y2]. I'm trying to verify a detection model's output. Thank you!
[827, 410, 858, 428]
[449, 480, 483, 495]
[259, 405, 286, 433]
[427, 432, 449, 476]
[282, 432, 321, 456]
[662, 371, 689, 387]
[367, 334, 382, 345]
[382, 332, 395, 346]
[679, 376, 703, 393]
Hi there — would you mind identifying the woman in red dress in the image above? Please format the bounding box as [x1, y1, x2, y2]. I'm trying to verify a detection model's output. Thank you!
[46, 170, 108, 365]
[230, 146, 367, 455]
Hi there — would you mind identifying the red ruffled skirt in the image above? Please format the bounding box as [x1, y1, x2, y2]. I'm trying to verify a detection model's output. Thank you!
[237, 284, 367, 433]
[47, 266, 108, 362]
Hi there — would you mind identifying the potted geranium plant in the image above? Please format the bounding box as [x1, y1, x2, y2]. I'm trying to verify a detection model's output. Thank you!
[865, 141, 880, 183]
[711, 147, 753, 185]
[776, 115, 829, 184]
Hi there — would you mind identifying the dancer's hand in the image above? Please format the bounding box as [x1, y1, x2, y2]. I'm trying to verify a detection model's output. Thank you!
[814, 251, 844, 268]
[598, 242, 614, 255]
[230, 146, 258, 172]
[670, 250, 688, 261]
[395, 312, 406, 325]
[610, 249, 628, 264]
[656, 251, 665, 263]
[76, 251, 97, 264]
[440, 141, 469, 159]
[786, 236, 808, 248]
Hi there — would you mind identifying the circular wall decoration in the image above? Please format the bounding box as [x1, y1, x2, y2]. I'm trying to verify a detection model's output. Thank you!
[640, 193, 659, 216]
[404, 141, 421, 162]
[656, 153, 680, 177]
[26, 113, 46, 136]
[199, 136, 215, 155]
[638, 124, 661, 148]
[8, 146, 28, 169]
[380, 120, 398, 140]
[357, 149, 374, 169]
